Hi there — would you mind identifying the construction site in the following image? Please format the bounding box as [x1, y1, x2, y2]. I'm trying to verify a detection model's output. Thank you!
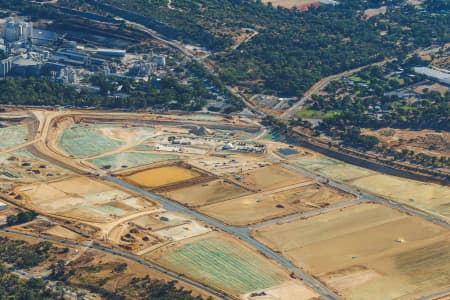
[0, 107, 448, 300]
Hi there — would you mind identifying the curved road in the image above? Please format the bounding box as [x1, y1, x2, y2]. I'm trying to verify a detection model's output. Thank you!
[280, 59, 391, 120]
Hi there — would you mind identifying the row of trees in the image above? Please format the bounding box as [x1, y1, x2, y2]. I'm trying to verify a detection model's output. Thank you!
[6, 211, 37, 226]
[0, 77, 209, 111]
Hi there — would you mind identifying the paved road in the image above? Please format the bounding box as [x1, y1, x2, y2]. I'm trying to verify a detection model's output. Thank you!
[281, 163, 450, 228]
[0, 228, 230, 300]
[103, 175, 340, 300]
[280, 59, 391, 120]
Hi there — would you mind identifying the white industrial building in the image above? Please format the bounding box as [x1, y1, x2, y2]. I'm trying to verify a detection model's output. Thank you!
[414, 67, 450, 86]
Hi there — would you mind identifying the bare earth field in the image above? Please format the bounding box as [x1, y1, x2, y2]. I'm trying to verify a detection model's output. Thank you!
[414, 83, 449, 95]
[361, 128, 450, 157]
[293, 154, 450, 220]
[351, 174, 450, 219]
[253, 203, 450, 300]
[364, 6, 387, 19]
[43, 225, 84, 240]
[242, 281, 319, 300]
[187, 154, 267, 175]
[121, 164, 202, 189]
[16, 176, 156, 222]
[238, 164, 312, 191]
[163, 179, 250, 207]
[107, 210, 211, 254]
[199, 183, 351, 226]
[261, 0, 319, 8]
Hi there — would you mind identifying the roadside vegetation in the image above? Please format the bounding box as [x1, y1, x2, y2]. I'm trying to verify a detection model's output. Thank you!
[0, 235, 208, 299]
[0, 76, 209, 111]
[6, 211, 38, 226]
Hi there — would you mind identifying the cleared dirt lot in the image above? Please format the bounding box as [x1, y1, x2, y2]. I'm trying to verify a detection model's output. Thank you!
[163, 179, 250, 207]
[294, 154, 450, 220]
[121, 164, 203, 189]
[253, 203, 450, 300]
[351, 174, 450, 219]
[242, 281, 319, 300]
[361, 128, 450, 157]
[16, 176, 156, 222]
[261, 0, 319, 8]
[238, 164, 312, 191]
[199, 183, 351, 226]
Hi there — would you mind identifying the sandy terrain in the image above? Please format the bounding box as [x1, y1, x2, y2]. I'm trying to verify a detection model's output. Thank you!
[131, 211, 186, 230]
[414, 83, 449, 95]
[95, 125, 155, 144]
[261, 0, 319, 9]
[199, 182, 350, 226]
[44, 225, 84, 240]
[122, 165, 202, 188]
[16, 176, 156, 222]
[163, 179, 250, 207]
[243, 281, 319, 300]
[152, 220, 211, 241]
[364, 6, 387, 19]
[106, 210, 211, 253]
[350, 174, 450, 219]
[188, 154, 268, 175]
[294, 153, 450, 220]
[239, 165, 312, 191]
[361, 128, 450, 157]
[253, 203, 450, 300]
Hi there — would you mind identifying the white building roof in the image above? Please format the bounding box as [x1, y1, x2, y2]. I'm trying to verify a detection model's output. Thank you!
[414, 67, 450, 81]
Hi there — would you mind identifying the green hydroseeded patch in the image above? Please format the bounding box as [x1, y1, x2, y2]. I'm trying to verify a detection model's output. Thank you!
[58, 125, 124, 158]
[89, 152, 177, 171]
[0, 125, 28, 149]
[158, 237, 285, 294]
